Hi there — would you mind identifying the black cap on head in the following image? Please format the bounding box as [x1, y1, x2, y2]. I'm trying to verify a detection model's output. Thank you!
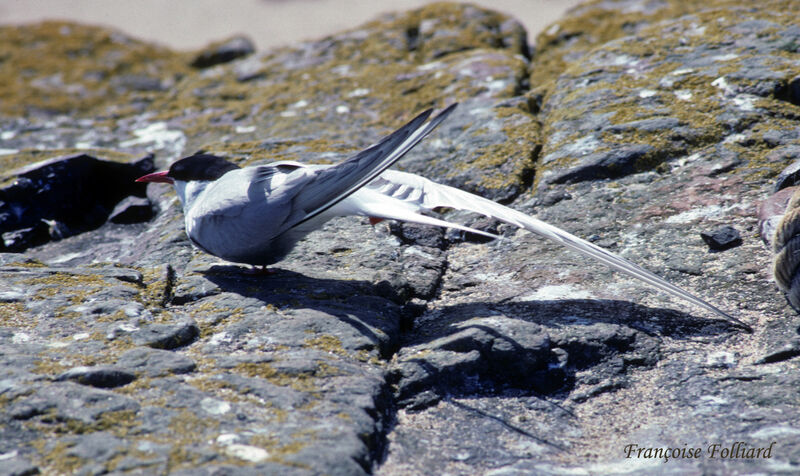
[168, 152, 240, 182]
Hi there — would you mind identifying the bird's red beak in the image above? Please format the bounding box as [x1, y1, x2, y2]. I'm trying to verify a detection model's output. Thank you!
[136, 171, 174, 184]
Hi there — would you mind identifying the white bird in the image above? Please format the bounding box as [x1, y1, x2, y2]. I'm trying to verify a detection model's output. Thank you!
[136, 104, 751, 332]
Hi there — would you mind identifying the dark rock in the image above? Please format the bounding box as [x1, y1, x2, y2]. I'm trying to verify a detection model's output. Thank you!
[2, 222, 50, 251]
[0, 153, 154, 251]
[389, 221, 446, 249]
[776, 74, 800, 106]
[55, 365, 136, 388]
[773, 156, 800, 192]
[191, 35, 255, 68]
[444, 214, 503, 244]
[756, 337, 800, 364]
[108, 195, 154, 224]
[701, 226, 743, 251]
[546, 144, 655, 184]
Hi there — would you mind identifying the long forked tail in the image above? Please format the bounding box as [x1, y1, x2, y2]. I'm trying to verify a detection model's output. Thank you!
[363, 171, 753, 332]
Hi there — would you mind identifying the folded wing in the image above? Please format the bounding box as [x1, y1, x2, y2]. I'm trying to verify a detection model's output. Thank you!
[286, 104, 458, 228]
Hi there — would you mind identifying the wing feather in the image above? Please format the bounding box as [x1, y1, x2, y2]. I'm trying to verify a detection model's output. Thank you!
[288, 104, 457, 227]
[349, 170, 751, 332]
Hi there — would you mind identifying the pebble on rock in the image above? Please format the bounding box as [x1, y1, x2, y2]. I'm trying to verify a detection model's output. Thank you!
[56, 365, 137, 388]
[700, 225, 742, 251]
[191, 35, 256, 69]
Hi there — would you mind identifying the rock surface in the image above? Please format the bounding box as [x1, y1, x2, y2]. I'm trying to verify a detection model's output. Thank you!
[0, 1, 799, 475]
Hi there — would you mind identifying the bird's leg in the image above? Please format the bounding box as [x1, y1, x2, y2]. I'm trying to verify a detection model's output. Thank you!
[245, 265, 277, 275]
[368, 216, 385, 226]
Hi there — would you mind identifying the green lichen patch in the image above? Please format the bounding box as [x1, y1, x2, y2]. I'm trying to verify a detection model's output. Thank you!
[167, 408, 218, 436]
[75, 409, 139, 436]
[141, 4, 531, 172]
[31, 356, 72, 376]
[531, 0, 721, 88]
[232, 361, 319, 393]
[26, 408, 139, 443]
[248, 433, 312, 469]
[454, 100, 541, 198]
[138, 267, 174, 309]
[188, 303, 246, 339]
[31, 439, 84, 475]
[23, 271, 137, 309]
[0, 21, 192, 116]
[162, 410, 236, 472]
[0, 302, 29, 326]
[330, 2, 527, 65]
[303, 335, 347, 358]
[535, 1, 800, 185]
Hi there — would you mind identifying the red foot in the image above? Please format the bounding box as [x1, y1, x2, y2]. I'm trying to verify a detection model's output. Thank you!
[244, 265, 278, 275]
[369, 216, 385, 226]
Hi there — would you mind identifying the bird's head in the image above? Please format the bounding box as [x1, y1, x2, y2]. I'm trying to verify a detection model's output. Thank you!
[136, 152, 240, 208]
[136, 152, 240, 185]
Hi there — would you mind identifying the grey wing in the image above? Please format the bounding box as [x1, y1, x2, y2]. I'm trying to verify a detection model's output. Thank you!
[284, 103, 457, 228]
[185, 165, 310, 258]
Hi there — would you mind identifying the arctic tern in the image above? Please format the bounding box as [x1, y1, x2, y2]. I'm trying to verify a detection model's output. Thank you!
[136, 104, 751, 332]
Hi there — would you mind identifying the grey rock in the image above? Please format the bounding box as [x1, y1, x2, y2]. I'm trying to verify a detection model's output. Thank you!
[131, 320, 200, 349]
[171, 274, 221, 304]
[234, 56, 267, 82]
[0, 456, 39, 476]
[170, 465, 312, 476]
[389, 222, 446, 249]
[110, 73, 167, 92]
[0, 291, 25, 302]
[116, 347, 197, 377]
[535, 187, 572, 207]
[8, 382, 139, 424]
[65, 432, 127, 463]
